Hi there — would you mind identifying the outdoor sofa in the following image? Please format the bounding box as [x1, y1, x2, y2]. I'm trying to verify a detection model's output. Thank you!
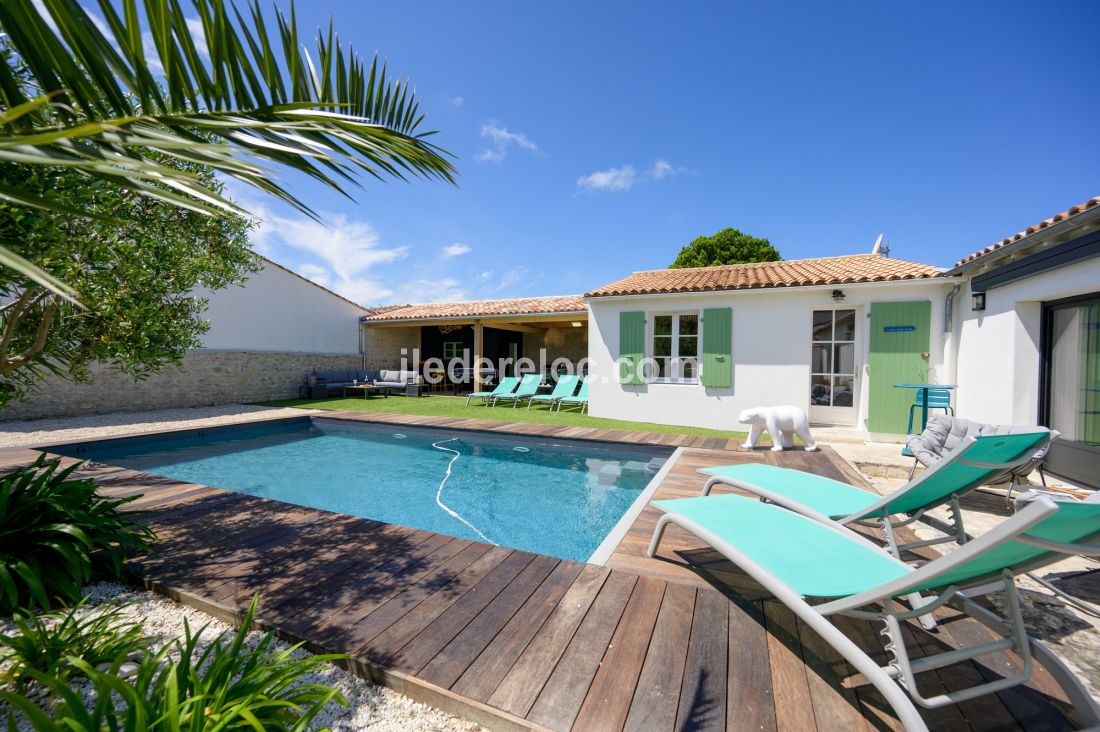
[306, 368, 422, 397]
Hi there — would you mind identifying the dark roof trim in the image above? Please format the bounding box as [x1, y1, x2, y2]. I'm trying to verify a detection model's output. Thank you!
[971, 228, 1100, 293]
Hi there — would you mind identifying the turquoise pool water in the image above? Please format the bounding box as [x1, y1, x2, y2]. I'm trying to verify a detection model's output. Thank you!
[59, 418, 672, 562]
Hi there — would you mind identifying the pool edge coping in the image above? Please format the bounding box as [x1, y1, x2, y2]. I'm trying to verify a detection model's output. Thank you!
[587, 445, 685, 565]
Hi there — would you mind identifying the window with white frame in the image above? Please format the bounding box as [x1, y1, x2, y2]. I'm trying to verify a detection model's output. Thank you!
[442, 341, 463, 360]
[652, 313, 700, 382]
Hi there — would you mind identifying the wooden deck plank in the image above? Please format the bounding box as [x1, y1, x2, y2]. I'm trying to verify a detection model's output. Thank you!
[269, 536, 481, 644]
[622, 581, 696, 732]
[416, 553, 561, 687]
[486, 564, 610, 715]
[675, 587, 730, 731]
[571, 575, 666, 732]
[448, 561, 586, 701]
[526, 571, 639, 730]
[793, 615, 875, 732]
[383, 551, 541, 672]
[762, 601, 817, 732]
[317, 542, 495, 650]
[726, 597, 778, 732]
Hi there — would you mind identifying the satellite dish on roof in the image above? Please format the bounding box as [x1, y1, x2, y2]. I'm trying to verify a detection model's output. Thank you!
[871, 233, 889, 257]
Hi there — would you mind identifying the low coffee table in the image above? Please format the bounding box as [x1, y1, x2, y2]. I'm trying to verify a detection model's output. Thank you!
[342, 383, 386, 399]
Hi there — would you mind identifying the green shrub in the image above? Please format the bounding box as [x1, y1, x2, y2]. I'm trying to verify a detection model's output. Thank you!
[0, 456, 157, 613]
[0, 598, 148, 691]
[0, 597, 348, 730]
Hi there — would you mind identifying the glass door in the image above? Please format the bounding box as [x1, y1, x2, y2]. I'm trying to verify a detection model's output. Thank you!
[810, 308, 858, 424]
[1042, 294, 1100, 488]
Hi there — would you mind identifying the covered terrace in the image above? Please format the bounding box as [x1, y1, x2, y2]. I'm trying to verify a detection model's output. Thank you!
[360, 295, 588, 393]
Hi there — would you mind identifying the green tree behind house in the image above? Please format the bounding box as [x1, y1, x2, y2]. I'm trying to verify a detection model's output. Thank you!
[670, 228, 781, 268]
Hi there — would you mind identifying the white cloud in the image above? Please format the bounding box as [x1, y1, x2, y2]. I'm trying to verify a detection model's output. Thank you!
[394, 278, 468, 304]
[577, 164, 638, 193]
[476, 270, 494, 282]
[477, 122, 540, 163]
[442, 242, 472, 257]
[650, 158, 684, 180]
[496, 266, 528, 290]
[446, 94, 464, 108]
[243, 198, 409, 305]
[576, 158, 686, 193]
[185, 17, 210, 60]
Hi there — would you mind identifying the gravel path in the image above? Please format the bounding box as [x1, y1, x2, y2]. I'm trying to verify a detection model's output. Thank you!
[0, 404, 315, 448]
[0, 582, 485, 731]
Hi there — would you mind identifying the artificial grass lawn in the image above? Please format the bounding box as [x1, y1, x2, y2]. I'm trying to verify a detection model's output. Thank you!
[261, 395, 746, 440]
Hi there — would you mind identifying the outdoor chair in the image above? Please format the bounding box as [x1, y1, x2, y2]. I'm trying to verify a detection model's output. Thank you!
[906, 388, 955, 434]
[647, 492, 1100, 731]
[698, 431, 1052, 558]
[555, 380, 589, 413]
[905, 415, 1053, 499]
[465, 376, 519, 406]
[490, 373, 542, 407]
[527, 374, 580, 410]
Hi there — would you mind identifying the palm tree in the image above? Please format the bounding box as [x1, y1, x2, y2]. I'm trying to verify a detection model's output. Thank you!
[0, 0, 455, 298]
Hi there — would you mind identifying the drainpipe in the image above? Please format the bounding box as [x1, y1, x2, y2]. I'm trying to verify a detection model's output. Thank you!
[942, 283, 962, 390]
[358, 320, 366, 374]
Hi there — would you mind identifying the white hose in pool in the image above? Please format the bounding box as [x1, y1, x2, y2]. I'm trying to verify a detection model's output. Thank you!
[431, 438, 496, 545]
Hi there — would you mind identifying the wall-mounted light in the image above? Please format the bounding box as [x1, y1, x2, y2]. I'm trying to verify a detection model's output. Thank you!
[570, 321, 583, 328]
[831, 289, 846, 302]
[971, 292, 986, 311]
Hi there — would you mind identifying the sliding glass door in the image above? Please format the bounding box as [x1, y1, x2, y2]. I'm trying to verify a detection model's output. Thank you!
[1042, 294, 1100, 488]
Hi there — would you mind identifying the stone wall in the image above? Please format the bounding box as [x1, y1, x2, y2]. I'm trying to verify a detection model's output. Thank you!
[523, 325, 588, 368]
[362, 325, 421, 371]
[0, 350, 361, 421]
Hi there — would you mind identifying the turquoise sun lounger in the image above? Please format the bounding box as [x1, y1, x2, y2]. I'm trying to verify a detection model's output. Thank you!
[465, 376, 519, 406]
[554, 380, 588, 412]
[698, 431, 1052, 557]
[490, 373, 542, 407]
[527, 374, 580, 410]
[648, 492, 1100, 731]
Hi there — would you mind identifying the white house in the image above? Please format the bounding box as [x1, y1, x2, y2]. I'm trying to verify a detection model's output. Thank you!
[584, 254, 958, 436]
[946, 196, 1100, 489]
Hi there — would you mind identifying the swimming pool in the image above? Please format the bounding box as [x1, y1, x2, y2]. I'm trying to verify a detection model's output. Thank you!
[54, 418, 674, 562]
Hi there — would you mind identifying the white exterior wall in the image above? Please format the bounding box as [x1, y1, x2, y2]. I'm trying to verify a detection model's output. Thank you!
[953, 256, 1100, 426]
[198, 260, 365, 355]
[587, 280, 955, 433]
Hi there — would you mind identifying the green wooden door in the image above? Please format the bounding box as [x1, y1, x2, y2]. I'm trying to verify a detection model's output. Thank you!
[867, 301, 931, 434]
[701, 307, 732, 388]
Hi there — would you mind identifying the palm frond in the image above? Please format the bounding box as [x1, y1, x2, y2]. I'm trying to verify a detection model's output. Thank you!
[0, 0, 455, 285]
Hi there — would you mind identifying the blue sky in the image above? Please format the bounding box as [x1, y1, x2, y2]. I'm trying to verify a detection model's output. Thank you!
[232, 1, 1100, 306]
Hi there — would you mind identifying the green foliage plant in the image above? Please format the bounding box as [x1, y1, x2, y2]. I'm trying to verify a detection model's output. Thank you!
[0, 456, 156, 613]
[670, 227, 781, 268]
[0, 597, 348, 731]
[0, 598, 148, 691]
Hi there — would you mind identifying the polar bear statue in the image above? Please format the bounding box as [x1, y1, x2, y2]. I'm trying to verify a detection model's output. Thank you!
[739, 405, 818, 452]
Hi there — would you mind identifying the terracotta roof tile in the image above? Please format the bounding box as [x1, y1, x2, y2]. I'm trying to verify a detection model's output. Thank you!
[952, 196, 1100, 269]
[585, 254, 942, 297]
[361, 294, 587, 322]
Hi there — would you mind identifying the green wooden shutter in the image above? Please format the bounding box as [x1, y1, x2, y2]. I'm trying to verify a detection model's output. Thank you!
[701, 307, 732, 388]
[867, 301, 932, 434]
[619, 311, 645, 385]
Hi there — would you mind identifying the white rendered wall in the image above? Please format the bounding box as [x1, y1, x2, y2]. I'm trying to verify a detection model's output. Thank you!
[197, 260, 365, 355]
[953, 256, 1100, 426]
[587, 280, 953, 433]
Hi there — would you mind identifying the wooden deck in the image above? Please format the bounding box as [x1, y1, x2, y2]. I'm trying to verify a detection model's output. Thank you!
[0, 411, 1084, 731]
